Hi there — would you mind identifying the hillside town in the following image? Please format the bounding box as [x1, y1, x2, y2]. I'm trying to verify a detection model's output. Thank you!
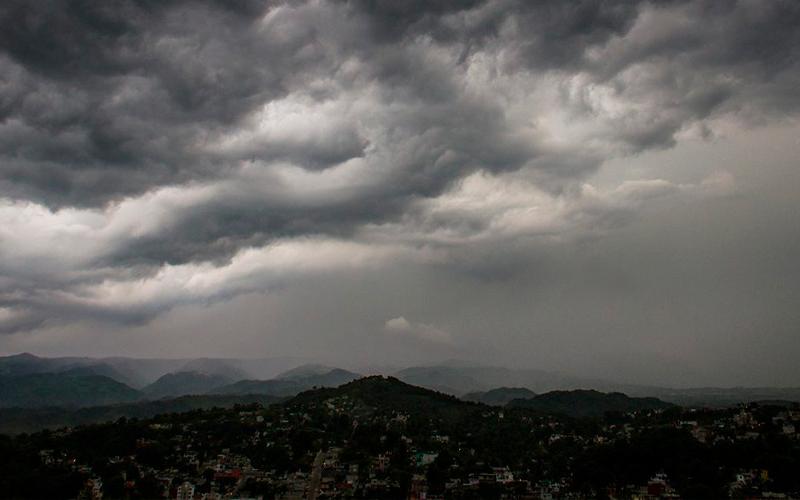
[4, 377, 799, 499]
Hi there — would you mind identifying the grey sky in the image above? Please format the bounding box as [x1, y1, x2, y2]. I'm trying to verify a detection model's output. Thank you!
[0, 0, 799, 386]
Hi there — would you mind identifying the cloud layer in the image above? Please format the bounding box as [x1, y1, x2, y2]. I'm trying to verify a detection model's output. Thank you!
[0, 0, 799, 379]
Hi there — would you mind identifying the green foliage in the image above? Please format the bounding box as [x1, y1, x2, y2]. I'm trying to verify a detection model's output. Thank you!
[0, 377, 798, 499]
[0, 394, 282, 434]
[508, 389, 674, 417]
[0, 373, 141, 408]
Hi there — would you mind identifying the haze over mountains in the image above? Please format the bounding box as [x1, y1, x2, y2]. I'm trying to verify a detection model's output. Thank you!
[0, 353, 356, 408]
[0, 352, 308, 388]
[2, 352, 800, 436]
[463, 387, 538, 406]
[1, 375, 675, 432]
[1, 353, 799, 411]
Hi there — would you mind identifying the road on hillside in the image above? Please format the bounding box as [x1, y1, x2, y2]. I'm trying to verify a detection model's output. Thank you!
[308, 450, 324, 500]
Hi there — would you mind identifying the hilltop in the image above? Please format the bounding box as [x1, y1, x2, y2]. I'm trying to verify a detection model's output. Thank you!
[508, 389, 674, 417]
[287, 375, 480, 418]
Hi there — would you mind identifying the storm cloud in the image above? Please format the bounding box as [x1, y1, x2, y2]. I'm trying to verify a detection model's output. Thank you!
[0, 0, 799, 385]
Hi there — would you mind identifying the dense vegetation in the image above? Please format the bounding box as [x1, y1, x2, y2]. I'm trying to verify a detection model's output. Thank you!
[0, 394, 283, 435]
[0, 373, 141, 408]
[462, 387, 537, 406]
[507, 389, 674, 417]
[0, 377, 798, 498]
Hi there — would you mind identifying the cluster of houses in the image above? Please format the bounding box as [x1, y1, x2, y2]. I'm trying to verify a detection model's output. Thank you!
[32, 399, 800, 499]
[678, 407, 797, 445]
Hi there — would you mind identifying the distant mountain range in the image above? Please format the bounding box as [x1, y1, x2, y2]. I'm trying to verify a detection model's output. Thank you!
[0, 352, 307, 388]
[394, 364, 635, 395]
[277, 366, 361, 386]
[0, 353, 362, 408]
[2, 373, 798, 436]
[1, 353, 799, 411]
[211, 366, 361, 397]
[393, 363, 800, 407]
[143, 371, 234, 399]
[463, 387, 537, 406]
[177, 358, 249, 381]
[0, 353, 170, 388]
[0, 372, 141, 408]
[209, 379, 305, 397]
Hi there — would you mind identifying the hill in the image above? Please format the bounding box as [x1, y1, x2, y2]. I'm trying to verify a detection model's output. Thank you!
[394, 366, 484, 394]
[507, 389, 674, 417]
[0, 352, 55, 376]
[0, 373, 142, 408]
[290, 367, 360, 387]
[463, 387, 537, 406]
[176, 358, 249, 381]
[0, 394, 283, 435]
[55, 363, 138, 387]
[276, 363, 340, 379]
[0, 353, 176, 388]
[394, 364, 619, 395]
[212, 367, 360, 397]
[143, 371, 232, 399]
[276, 365, 360, 384]
[210, 379, 304, 397]
[287, 375, 481, 419]
[642, 386, 800, 407]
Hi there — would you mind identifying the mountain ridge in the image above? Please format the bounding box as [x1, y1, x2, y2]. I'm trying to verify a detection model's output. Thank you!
[0, 372, 142, 408]
[507, 389, 674, 417]
[143, 371, 233, 399]
[3, 354, 800, 407]
[463, 387, 537, 406]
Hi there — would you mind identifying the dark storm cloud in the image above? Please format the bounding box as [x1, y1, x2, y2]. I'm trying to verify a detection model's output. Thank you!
[1, 0, 800, 334]
[0, 0, 343, 206]
[1, 0, 796, 208]
[579, 0, 800, 150]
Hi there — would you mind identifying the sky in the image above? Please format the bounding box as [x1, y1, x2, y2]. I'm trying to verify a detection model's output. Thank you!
[0, 0, 799, 387]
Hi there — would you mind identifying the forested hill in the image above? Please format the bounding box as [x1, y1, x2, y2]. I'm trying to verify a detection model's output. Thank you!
[286, 375, 481, 416]
[507, 389, 674, 417]
[0, 373, 141, 408]
[463, 387, 537, 406]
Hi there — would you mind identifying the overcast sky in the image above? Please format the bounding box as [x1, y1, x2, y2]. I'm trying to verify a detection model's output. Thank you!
[1, 0, 799, 387]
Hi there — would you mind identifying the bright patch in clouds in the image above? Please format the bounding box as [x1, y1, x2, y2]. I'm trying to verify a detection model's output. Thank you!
[384, 317, 452, 344]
